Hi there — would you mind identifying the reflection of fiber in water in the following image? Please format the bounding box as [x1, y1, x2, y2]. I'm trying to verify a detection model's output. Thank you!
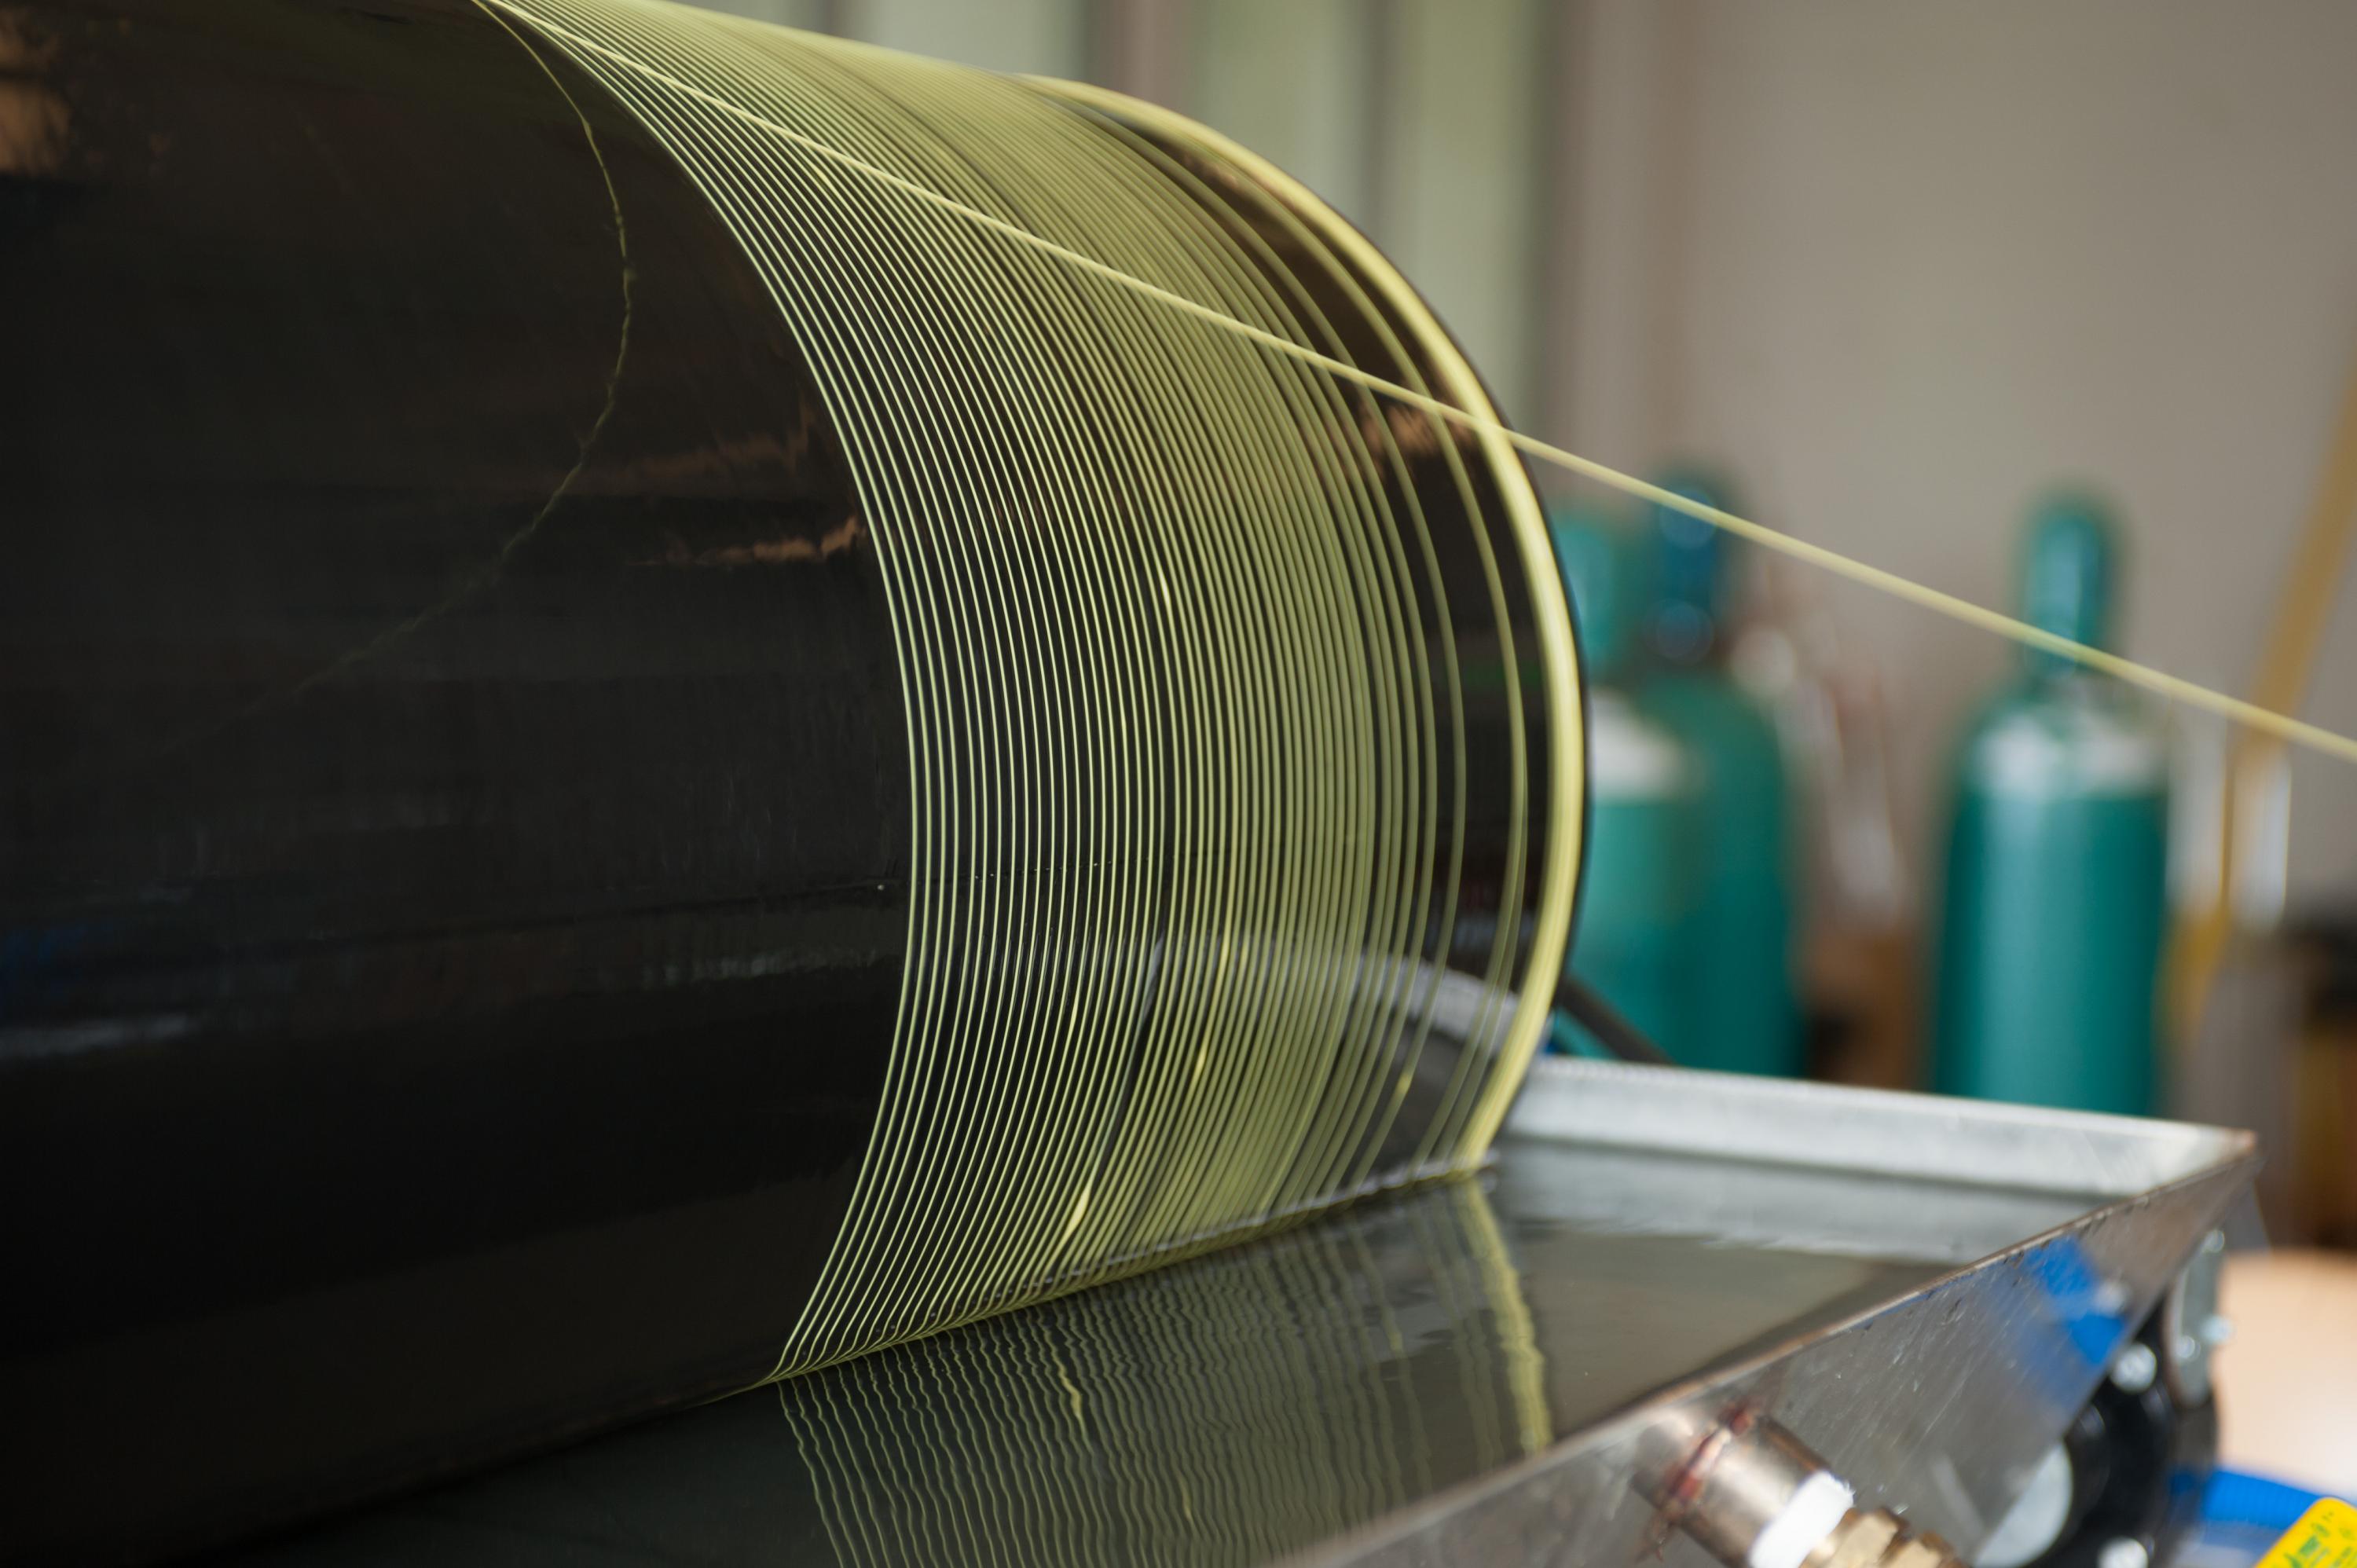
[779, 1178, 1549, 1567]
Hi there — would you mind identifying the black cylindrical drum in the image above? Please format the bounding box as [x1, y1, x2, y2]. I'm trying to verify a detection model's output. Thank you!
[0, 2, 1584, 1557]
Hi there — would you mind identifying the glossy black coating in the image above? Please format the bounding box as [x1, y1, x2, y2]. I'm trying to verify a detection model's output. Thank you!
[3, 2, 897, 1555]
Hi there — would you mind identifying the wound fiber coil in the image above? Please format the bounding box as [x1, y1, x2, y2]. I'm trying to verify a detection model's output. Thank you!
[488, 0, 1585, 1373]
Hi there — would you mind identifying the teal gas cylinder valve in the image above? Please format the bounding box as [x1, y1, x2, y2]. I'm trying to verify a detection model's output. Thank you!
[1548, 505, 1704, 1059]
[1931, 492, 2170, 1115]
[1635, 469, 1804, 1075]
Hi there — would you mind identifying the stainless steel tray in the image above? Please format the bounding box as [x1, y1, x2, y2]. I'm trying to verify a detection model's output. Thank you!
[250, 1062, 2256, 1567]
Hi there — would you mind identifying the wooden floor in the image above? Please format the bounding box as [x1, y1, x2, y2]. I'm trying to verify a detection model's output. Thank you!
[2216, 1249, 2357, 1496]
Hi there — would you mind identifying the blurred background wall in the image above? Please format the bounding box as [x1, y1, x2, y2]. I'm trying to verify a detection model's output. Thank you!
[1558, 0, 2357, 909]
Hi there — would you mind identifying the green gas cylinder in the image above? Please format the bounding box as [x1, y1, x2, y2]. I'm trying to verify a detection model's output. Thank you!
[1549, 506, 1704, 1058]
[1931, 493, 2170, 1115]
[1634, 470, 1803, 1075]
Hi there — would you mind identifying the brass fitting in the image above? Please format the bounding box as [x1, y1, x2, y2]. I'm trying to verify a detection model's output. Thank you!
[1807, 1508, 1963, 1568]
[1639, 1403, 1964, 1568]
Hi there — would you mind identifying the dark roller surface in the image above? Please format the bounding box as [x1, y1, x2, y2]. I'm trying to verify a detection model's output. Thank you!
[1, 2, 901, 1556]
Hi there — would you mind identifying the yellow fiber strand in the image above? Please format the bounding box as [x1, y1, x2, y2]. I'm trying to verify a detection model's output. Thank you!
[493, 0, 2357, 771]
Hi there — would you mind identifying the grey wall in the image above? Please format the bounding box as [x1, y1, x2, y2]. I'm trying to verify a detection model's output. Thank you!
[1552, 0, 2357, 904]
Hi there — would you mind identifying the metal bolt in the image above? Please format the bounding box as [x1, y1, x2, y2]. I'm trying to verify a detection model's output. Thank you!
[2109, 1342, 2158, 1394]
[2200, 1313, 2234, 1347]
[2098, 1538, 2150, 1568]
